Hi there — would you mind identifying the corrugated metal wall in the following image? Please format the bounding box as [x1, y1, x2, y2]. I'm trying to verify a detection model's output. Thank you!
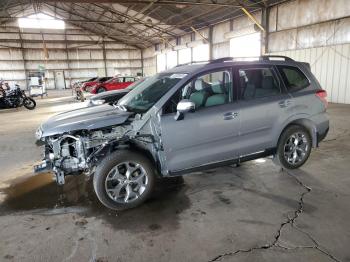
[142, 46, 156, 76]
[271, 44, 350, 104]
[0, 22, 142, 89]
[268, 0, 350, 104]
[141, 0, 350, 105]
[143, 11, 262, 74]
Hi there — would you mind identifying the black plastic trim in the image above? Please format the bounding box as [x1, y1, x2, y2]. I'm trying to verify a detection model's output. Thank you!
[168, 148, 276, 176]
[317, 127, 329, 146]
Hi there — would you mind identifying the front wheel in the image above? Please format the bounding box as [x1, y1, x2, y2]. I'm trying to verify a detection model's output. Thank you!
[276, 125, 312, 169]
[93, 150, 156, 210]
[23, 97, 36, 110]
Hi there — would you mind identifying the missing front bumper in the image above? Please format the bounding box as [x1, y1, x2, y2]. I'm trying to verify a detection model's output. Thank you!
[34, 160, 65, 185]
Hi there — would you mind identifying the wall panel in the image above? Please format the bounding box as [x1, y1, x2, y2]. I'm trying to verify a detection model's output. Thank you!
[270, 43, 350, 104]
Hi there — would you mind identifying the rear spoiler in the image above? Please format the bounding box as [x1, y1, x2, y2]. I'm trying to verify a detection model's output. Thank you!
[301, 62, 311, 70]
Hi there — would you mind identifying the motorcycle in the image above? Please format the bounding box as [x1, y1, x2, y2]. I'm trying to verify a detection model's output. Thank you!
[0, 82, 36, 110]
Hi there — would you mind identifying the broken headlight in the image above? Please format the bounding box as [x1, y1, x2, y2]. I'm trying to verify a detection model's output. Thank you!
[35, 126, 43, 140]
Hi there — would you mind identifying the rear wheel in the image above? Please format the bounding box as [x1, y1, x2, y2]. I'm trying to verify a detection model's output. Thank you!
[97, 87, 106, 93]
[93, 150, 156, 210]
[276, 125, 312, 169]
[23, 97, 36, 110]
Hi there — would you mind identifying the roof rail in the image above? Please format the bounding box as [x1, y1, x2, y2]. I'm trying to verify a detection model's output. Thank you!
[175, 60, 209, 67]
[175, 55, 294, 68]
[209, 57, 234, 64]
[210, 55, 294, 64]
[260, 55, 294, 61]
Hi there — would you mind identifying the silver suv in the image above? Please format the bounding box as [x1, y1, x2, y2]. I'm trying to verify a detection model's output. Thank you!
[34, 56, 329, 210]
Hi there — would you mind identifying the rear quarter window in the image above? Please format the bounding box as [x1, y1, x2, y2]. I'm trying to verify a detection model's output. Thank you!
[277, 66, 310, 92]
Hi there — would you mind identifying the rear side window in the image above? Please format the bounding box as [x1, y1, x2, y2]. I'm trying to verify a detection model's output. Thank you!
[238, 67, 280, 100]
[277, 66, 309, 92]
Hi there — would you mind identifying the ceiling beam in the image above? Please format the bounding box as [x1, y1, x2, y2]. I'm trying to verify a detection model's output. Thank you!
[66, 3, 155, 46]
[44, 3, 144, 48]
[35, 0, 242, 8]
[0, 38, 136, 45]
[92, 3, 178, 38]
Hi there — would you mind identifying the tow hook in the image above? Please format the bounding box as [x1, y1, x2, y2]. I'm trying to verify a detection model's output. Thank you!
[53, 168, 65, 185]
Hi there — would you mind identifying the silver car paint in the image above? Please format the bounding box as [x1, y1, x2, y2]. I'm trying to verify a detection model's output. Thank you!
[152, 61, 328, 174]
[40, 104, 132, 137]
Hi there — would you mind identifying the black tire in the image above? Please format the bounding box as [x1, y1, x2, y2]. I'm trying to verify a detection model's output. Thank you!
[97, 87, 106, 93]
[23, 97, 36, 110]
[93, 150, 156, 210]
[276, 125, 312, 169]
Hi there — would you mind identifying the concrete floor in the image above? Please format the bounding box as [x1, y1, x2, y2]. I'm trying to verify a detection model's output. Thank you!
[0, 92, 349, 262]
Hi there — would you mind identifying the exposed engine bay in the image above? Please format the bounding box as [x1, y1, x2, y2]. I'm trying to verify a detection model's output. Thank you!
[36, 125, 129, 185]
[34, 117, 162, 185]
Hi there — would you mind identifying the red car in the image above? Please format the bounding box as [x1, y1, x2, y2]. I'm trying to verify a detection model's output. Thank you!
[90, 76, 137, 94]
[81, 77, 112, 92]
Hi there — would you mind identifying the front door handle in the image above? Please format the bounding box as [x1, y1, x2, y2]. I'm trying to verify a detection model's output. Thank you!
[223, 112, 238, 120]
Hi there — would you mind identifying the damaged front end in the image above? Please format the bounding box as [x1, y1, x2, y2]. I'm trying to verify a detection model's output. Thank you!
[34, 125, 129, 185]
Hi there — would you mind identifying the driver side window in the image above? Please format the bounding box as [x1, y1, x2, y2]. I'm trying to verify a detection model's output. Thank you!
[186, 70, 232, 109]
[162, 69, 233, 114]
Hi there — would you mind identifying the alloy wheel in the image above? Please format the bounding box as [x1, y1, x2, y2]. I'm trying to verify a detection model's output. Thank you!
[104, 161, 148, 203]
[283, 132, 309, 165]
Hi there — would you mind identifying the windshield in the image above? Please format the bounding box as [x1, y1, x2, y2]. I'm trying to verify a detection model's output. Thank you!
[105, 77, 117, 83]
[118, 73, 186, 113]
[124, 77, 146, 91]
[99, 77, 112, 82]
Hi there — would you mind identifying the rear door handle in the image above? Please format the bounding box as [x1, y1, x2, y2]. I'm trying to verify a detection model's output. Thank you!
[223, 112, 238, 120]
[278, 100, 293, 108]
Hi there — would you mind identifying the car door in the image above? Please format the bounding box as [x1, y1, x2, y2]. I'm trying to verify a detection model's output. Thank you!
[123, 77, 135, 89]
[104, 78, 116, 91]
[234, 65, 293, 156]
[160, 68, 241, 173]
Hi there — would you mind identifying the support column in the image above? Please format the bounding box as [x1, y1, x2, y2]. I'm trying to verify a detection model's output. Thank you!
[18, 30, 28, 90]
[209, 25, 214, 60]
[140, 48, 144, 76]
[102, 40, 107, 77]
[261, 6, 269, 55]
[64, 28, 71, 90]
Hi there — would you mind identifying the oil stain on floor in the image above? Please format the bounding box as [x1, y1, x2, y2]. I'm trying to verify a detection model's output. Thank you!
[0, 172, 191, 232]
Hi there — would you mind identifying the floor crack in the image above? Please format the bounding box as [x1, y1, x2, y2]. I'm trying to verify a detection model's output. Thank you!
[209, 170, 341, 262]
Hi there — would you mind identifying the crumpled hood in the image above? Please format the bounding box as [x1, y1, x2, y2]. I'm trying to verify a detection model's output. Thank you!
[41, 104, 132, 137]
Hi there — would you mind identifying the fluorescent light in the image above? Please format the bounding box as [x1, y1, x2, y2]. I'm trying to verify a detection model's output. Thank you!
[18, 13, 65, 29]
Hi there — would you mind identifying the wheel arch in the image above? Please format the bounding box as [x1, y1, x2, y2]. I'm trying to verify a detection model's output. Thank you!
[127, 143, 161, 177]
[277, 118, 317, 148]
[90, 142, 161, 179]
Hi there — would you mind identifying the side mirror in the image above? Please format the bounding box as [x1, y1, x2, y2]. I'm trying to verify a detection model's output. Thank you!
[175, 99, 195, 121]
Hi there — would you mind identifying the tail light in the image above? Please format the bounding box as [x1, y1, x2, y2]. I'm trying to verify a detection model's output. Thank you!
[316, 89, 328, 109]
